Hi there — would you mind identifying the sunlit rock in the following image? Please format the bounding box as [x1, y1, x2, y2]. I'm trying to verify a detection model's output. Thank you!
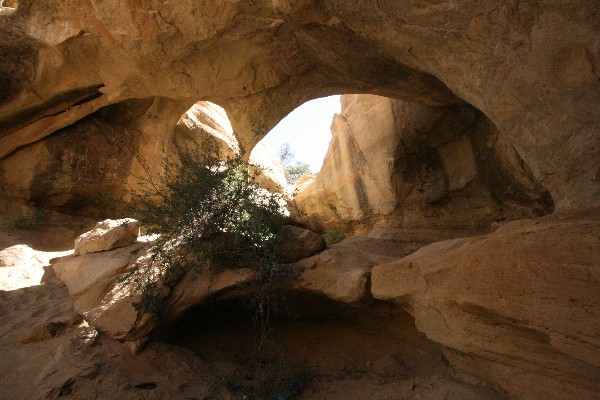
[74, 218, 140, 255]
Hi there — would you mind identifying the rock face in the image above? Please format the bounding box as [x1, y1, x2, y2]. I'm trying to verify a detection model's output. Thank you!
[0, 100, 285, 216]
[371, 213, 600, 399]
[53, 244, 138, 296]
[70, 249, 254, 341]
[294, 95, 553, 240]
[74, 218, 140, 255]
[294, 237, 421, 303]
[286, 75, 598, 400]
[75, 263, 251, 341]
[50, 218, 254, 340]
[275, 225, 326, 263]
[176, 102, 287, 193]
[1, 1, 598, 210]
[1, 2, 599, 400]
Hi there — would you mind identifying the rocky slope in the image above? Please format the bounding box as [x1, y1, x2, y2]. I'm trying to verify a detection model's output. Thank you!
[43, 210, 600, 399]
[0, 212, 505, 400]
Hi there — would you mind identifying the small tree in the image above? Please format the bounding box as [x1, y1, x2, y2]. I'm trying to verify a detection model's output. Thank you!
[127, 143, 291, 317]
[278, 143, 313, 185]
[278, 142, 294, 166]
[126, 142, 309, 397]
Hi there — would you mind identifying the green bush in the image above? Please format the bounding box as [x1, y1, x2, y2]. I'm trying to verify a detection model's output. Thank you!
[285, 161, 312, 185]
[11, 212, 47, 230]
[126, 143, 292, 318]
[322, 229, 345, 245]
[126, 142, 309, 396]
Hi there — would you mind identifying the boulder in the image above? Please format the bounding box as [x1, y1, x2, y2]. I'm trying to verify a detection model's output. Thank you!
[74, 219, 140, 255]
[275, 225, 326, 263]
[0, 245, 37, 268]
[52, 244, 140, 295]
[75, 273, 151, 341]
[73, 249, 253, 341]
[294, 237, 421, 303]
[371, 213, 600, 399]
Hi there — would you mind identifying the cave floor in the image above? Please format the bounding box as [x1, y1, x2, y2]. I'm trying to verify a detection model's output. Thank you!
[0, 208, 506, 400]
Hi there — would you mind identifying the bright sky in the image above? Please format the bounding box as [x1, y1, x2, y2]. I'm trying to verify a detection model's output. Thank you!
[261, 95, 341, 173]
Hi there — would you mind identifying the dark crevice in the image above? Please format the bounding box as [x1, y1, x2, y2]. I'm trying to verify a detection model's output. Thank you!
[160, 291, 446, 376]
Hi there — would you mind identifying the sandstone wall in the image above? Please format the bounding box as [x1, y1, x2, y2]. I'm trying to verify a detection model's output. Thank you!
[1, 0, 598, 209]
[1, 2, 599, 399]
[0, 99, 284, 216]
[294, 95, 553, 241]
[372, 211, 600, 399]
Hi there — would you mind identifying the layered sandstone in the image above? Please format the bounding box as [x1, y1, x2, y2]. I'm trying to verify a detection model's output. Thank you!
[372, 212, 600, 399]
[294, 95, 553, 240]
[0, 100, 285, 216]
[0, 1, 598, 209]
[1, 2, 599, 400]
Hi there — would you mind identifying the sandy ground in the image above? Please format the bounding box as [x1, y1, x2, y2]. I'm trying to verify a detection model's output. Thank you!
[0, 204, 506, 399]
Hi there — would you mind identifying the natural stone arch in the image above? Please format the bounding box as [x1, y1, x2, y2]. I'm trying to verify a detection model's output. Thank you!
[1, 1, 598, 210]
[0, 3, 598, 400]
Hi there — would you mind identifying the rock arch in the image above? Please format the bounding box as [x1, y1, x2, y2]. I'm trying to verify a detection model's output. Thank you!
[1, 0, 598, 209]
[0, 2, 599, 399]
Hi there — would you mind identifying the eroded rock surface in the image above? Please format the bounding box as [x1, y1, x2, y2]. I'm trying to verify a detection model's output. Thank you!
[0, 100, 285, 216]
[371, 212, 600, 399]
[294, 95, 553, 240]
[294, 237, 421, 303]
[74, 218, 140, 255]
[176, 101, 287, 193]
[1, 2, 599, 399]
[72, 257, 253, 341]
[275, 225, 326, 263]
[53, 244, 138, 296]
[1, 1, 598, 209]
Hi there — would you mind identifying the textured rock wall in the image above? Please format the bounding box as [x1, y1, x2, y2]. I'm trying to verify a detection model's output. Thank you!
[292, 93, 598, 397]
[372, 211, 600, 399]
[1, 0, 598, 209]
[0, 99, 285, 215]
[295, 95, 553, 240]
[1, 2, 599, 399]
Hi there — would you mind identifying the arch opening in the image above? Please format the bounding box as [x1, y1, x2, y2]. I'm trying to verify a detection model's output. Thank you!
[285, 94, 554, 240]
[255, 95, 341, 185]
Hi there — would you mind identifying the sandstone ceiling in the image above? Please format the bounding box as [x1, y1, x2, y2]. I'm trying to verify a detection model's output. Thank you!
[0, 0, 599, 211]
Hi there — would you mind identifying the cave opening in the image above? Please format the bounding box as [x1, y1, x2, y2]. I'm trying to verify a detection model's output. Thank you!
[131, 92, 555, 399]
[157, 291, 475, 399]
[0, 2, 595, 399]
